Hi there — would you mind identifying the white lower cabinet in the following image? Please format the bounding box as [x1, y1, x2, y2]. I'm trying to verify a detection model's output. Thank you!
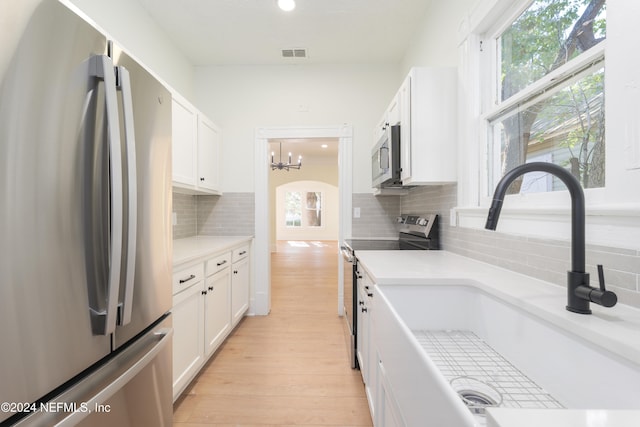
[204, 266, 231, 356]
[172, 241, 252, 401]
[376, 359, 405, 427]
[171, 274, 204, 401]
[231, 246, 250, 326]
[356, 266, 377, 421]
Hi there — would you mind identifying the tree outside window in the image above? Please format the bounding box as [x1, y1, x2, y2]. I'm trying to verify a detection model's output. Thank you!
[488, 0, 606, 194]
[285, 191, 322, 227]
[285, 191, 301, 227]
[305, 192, 322, 227]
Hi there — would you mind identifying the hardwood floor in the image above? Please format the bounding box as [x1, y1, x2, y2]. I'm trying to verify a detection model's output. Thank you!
[173, 240, 372, 426]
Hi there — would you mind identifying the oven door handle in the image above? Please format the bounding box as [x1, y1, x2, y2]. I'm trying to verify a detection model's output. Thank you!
[340, 247, 354, 263]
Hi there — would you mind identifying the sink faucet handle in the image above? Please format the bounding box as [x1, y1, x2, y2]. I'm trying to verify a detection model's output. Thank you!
[591, 265, 618, 308]
[597, 264, 606, 292]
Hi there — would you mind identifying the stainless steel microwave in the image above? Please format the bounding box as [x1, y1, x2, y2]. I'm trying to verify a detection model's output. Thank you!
[372, 124, 402, 188]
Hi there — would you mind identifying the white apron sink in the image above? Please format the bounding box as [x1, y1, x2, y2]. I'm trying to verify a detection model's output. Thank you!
[374, 284, 640, 426]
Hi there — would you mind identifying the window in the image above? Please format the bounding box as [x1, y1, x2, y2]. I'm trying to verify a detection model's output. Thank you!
[485, 0, 606, 195]
[305, 192, 322, 227]
[285, 191, 301, 227]
[285, 191, 322, 227]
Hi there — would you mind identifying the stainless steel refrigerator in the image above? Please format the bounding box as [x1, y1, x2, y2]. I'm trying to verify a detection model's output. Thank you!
[0, 0, 173, 425]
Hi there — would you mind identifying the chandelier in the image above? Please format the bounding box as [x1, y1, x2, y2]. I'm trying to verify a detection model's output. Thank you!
[271, 142, 302, 171]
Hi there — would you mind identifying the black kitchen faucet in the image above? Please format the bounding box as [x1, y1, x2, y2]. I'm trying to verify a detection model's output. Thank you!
[485, 162, 617, 314]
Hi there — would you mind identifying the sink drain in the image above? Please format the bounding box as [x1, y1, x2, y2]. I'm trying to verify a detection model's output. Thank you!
[457, 389, 498, 414]
[450, 376, 502, 415]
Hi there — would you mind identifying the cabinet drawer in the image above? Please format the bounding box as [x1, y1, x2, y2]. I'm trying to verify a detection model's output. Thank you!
[232, 244, 249, 263]
[173, 263, 204, 296]
[206, 252, 231, 276]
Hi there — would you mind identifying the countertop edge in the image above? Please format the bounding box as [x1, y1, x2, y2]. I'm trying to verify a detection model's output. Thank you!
[173, 235, 254, 268]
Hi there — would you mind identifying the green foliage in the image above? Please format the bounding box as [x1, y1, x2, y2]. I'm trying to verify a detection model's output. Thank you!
[501, 0, 606, 100]
[495, 0, 607, 191]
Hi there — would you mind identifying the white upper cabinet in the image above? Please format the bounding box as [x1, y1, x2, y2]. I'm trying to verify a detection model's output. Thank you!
[374, 93, 401, 143]
[172, 96, 198, 187]
[171, 93, 222, 195]
[197, 116, 221, 193]
[398, 67, 457, 185]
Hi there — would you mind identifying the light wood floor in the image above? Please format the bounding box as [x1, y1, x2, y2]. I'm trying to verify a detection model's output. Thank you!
[173, 240, 373, 426]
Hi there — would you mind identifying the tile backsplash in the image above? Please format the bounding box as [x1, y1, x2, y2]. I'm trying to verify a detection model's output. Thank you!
[173, 192, 197, 239]
[398, 184, 640, 309]
[176, 185, 640, 308]
[172, 191, 255, 238]
[351, 193, 401, 239]
[197, 192, 254, 236]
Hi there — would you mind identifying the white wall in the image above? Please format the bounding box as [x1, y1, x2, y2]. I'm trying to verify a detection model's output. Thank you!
[275, 181, 339, 241]
[401, 0, 476, 73]
[194, 64, 400, 193]
[67, 0, 194, 98]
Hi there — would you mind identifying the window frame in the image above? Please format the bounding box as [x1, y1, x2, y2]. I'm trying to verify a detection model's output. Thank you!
[479, 0, 607, 202]
[454, 0, 640, 249]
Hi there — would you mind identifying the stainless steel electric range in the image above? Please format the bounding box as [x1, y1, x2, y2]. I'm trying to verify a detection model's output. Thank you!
[341, 214, 439, 368]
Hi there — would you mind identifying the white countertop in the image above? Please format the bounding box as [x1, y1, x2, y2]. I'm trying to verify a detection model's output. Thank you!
[355, 250, 640, 427]
[173, 235, 253, 268]
[486, 409, 640, 427]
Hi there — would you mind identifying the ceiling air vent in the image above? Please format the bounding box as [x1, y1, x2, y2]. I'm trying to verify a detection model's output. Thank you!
[281, 48, 307, 58]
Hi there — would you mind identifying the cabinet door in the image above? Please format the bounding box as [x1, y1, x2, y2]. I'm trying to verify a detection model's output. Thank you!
[204, 268, 231, 357]
[171, 97, 198, 188]
[356, 284, 368, 383]
[399, 75, 412, 183]
[197, 116, 221, 193]
[365, 292, 376, 419]
[172, 281, 204, 401]
[387, 93, 401, 126]
[231, 256, 250, 326]
[377, 360, 405, 427]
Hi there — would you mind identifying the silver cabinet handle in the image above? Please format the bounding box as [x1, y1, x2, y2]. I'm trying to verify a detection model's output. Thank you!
[217, 260, 227, 267]
[89, 54, 123, 336]
[115, 65, 137, 327]
[239, 250, 247, 256]
[179, 274, 196, 284]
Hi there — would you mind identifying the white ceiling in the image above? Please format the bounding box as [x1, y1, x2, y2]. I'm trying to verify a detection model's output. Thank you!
[135, 0, 433, 66]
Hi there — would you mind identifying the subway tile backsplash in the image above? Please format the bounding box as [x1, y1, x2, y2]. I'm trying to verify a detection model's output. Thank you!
[172, 191, 255, 239]
[197, 192, 255, 236]
[176, 185, 640, 308]
[351, 193, 401, 239]
[172, 192, 197, 239]
[399, 185, 640, 309]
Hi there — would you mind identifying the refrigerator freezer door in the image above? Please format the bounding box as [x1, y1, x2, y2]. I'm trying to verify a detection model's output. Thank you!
[14, 315, 173, 427]
[111, 45, 173, 349]
[0, 0, 114, 418]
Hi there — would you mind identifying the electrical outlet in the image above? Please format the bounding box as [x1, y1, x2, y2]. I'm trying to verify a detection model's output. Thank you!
[354, 207, 361, 218]
[172, 212, 177, 226]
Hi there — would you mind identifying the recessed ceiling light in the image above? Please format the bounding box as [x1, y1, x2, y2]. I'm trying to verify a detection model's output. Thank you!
[277, 0, 295, 12]
[321, 144, 328, 148]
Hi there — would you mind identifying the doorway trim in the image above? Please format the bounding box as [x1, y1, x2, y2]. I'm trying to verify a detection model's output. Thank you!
[254, 125, 353, 316]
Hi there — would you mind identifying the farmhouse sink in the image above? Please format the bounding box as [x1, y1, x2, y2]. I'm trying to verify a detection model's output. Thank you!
[374, 284, 640, 426]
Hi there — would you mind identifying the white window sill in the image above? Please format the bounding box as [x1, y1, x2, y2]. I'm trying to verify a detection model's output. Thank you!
[453, 205, 640, 251]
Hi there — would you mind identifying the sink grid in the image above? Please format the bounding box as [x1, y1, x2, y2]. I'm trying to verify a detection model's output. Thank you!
[413, 330, 564, 412]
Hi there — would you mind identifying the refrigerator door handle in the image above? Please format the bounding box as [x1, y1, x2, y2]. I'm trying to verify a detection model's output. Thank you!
[89, 54, 123, 336]
[115, 65, 137, 327]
